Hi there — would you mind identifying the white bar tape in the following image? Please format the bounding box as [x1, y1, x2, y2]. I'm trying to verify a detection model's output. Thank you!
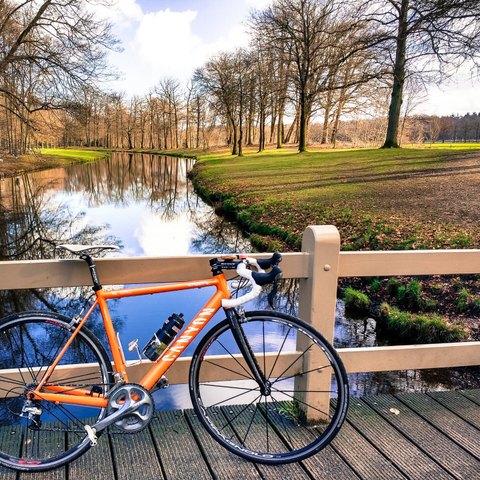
[222, 261, 264, 308]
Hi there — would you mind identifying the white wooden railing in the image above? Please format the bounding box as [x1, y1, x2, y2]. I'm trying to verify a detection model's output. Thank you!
[1, 225, 479, 385]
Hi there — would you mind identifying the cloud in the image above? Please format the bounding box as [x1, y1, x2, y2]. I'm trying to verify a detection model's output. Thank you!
[245, 0, 272, 10]
[93, 0, 143, 30]
[131, 9, 203, 83]
[107, 4, 251, 95]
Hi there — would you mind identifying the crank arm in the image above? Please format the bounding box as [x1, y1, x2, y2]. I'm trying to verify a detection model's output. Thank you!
[89, 392, 149, 434]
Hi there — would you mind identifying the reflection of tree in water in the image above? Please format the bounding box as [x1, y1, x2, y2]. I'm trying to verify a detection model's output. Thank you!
[188, 208, 255, 254]
[0, 173, 119, 339]
[63, 153, 196, 219]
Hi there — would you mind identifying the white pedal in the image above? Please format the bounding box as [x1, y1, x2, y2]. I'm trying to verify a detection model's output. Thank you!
[84, 425, 98, 446]
[128, 339, 139, 352]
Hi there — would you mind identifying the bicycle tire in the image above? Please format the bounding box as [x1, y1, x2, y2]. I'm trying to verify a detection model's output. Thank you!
[0, 311, 114, 472]
[189, 310, 349, 464]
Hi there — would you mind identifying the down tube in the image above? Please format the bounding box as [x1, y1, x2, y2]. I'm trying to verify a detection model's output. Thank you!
[140, 291, 225, 390]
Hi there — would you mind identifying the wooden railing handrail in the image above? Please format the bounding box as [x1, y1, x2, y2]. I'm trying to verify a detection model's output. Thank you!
[1, 225, 480, 377]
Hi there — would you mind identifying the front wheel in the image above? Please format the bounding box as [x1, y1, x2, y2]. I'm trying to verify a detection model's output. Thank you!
[189, 310, 349, 464]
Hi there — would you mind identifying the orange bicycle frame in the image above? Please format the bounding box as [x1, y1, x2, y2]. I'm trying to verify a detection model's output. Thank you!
[31, 274, 231, 408]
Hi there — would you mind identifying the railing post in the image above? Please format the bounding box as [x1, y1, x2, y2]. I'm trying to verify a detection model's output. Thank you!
[295, 226, 341, 422]
[298, 225, 341, 343]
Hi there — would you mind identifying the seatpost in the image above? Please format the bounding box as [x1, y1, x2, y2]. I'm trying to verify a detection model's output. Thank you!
[79, 254, 103, 292]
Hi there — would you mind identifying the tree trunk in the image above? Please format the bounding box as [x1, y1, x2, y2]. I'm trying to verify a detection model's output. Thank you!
[277, 110, 284, 149]
[284, 107, 299, 144]
[382, 0, 409, 149]
[321, 90, 334, 144]
[298, 92, 308, 152]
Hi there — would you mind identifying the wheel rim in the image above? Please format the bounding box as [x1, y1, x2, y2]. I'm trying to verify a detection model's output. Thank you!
[192, 313, 348, 462]
[0, 315, 111, 470]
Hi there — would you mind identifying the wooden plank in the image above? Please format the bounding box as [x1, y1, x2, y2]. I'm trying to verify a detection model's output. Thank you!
[19, 422, 66, 480]
[109, 429, 163, 480]
[428, 390, 480, 429]
[149, 410, 211, 480]
[331, 420, 407, 480]
[338, 342, 480, 373]
[0, 425, 21, 480]
[67, 419, 115, 480]
[363, 394, 480, 479]
[265, 408, 360, 479]
[460, 389, 480, 406]
[396, 392, 480, 461]
[338, 250, 480, 277]
[344, 398, 454, 480]
[184, 409, 262, 480]
[0, 252, 308, 290]
[218, 404, 310, 480]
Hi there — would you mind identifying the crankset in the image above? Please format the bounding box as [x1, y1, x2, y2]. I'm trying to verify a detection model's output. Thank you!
[85, 384, 154, 444]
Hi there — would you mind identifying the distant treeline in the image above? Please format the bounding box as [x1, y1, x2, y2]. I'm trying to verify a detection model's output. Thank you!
[2, 0, 480, 155]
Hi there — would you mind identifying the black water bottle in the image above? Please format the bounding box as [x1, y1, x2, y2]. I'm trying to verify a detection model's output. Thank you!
[142, 313, 185, 362]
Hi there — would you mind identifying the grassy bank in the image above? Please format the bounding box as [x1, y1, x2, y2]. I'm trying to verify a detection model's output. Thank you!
[190, 146, 480, 252]
[0, 148, 109, 178]
[190, 145, 480, 340]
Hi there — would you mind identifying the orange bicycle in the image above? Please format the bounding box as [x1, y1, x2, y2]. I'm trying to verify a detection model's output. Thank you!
[0, 245, 348, 471]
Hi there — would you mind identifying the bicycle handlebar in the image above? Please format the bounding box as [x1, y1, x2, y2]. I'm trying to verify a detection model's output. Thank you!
[221, 253, 283, 308]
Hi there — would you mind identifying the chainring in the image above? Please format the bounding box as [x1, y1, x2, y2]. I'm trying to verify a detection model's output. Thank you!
[106, 383, 155, 434]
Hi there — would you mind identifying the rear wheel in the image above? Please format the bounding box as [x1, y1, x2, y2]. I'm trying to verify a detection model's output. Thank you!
[0, 311, 113, 471]
[189, 310, 349, 464]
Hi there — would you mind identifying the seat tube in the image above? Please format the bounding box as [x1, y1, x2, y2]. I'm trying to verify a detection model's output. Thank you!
[97, 293, 128, 381]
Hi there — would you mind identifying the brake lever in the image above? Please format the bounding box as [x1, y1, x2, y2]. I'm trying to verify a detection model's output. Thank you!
[267, 278, 279, 310]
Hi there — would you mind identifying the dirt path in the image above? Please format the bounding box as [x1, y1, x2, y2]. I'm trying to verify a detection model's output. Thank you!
[346, 151, 480, 227]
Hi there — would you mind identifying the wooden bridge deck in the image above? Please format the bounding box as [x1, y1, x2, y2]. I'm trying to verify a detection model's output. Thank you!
[9, 389, 480, 480]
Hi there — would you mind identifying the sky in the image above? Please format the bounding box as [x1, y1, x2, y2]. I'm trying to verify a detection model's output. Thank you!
[99, 0, 479, 117]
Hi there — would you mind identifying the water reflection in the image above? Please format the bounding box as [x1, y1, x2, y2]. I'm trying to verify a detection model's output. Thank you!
[0, 153, 255, 360]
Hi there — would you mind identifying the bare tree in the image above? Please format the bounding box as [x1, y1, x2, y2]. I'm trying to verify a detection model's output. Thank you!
[251, 0, 381, 152]
[428, 116, 441, 145]
[359, 0, 480, 148]
[0, 0, 119, 152]
[194, 53, 240, 155]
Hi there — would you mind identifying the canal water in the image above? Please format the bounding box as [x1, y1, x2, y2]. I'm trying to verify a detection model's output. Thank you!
[0, 152, 467, 410]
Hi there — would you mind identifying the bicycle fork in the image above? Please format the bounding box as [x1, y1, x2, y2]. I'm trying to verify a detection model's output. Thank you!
[225, 308, 271, 396]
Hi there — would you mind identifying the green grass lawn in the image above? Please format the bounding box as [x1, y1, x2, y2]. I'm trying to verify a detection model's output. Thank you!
[40, 148, 109, 162]
[196, 147, 462, 203]
[191, 146, 480, 251]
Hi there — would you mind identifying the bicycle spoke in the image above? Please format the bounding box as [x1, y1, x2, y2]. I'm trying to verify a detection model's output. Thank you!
[35, 328, 70, 383]
[268, 395, 295, 447]
[270, 385, 332, 420]
[8, 327, 31, 385]
[207, 385, 260, 408]
[262, 321, 266, 378]
[272, 364, 332, 385]
[264, 396, 269, 452]
[268, 326, 291, 378]
[204, 360, 253, 381]
[0, 375, 25, 386]
[218, 394, 262, 434]
[272, 343, 314, 385]
[216, 339, 253, 378]
[242, 401, 260, 446]
[200, 383, 260, 391]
